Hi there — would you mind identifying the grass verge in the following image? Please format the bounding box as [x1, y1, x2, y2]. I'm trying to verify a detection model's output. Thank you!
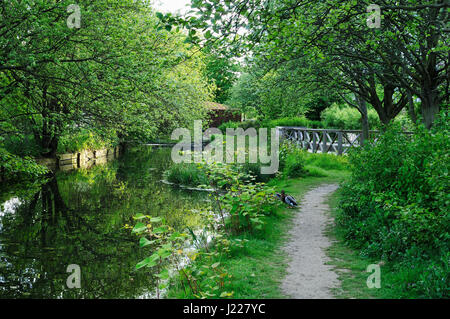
[167, 170, 349, 299]
[325, 189, 428, 299]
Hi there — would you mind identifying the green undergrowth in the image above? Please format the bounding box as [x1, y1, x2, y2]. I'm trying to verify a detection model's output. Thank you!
[0, 147, 48, 182]
[57, 129, 119, 154]
[140, 143, 352, 299]
[326, 189, 432, 299]
[166, 173, 349, 299]
[165, 139, 351, 188]
[336, 120, 449, 298]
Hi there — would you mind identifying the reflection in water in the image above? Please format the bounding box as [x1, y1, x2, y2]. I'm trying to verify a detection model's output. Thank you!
[0, 146, 208, 298]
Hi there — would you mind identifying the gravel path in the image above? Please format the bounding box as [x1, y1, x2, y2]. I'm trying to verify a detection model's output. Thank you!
[281, 184, 340, 299]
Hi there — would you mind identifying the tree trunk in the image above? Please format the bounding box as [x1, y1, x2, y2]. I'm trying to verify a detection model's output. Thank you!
[421, 90, 440, 129]
[406, 90, 417, 124]
[420, 49, 441, 129]
[40, 126, 59, 157]
[38, 98, 62, 157]
[357, 95, 369, 145]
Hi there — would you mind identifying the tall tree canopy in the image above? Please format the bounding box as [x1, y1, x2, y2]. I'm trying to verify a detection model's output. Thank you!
[0, 0, 212, 156]
[164, 0, 449, 129]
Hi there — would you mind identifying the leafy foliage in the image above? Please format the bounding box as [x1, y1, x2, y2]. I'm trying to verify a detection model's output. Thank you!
[321, 104, 381, 130]
[167, 0, 448, 129]
[164, 163, 209, 187]
[0, 147, 48, 181]
[203, 46, 239, 104]
[337, 115, 449, 298]
[57, 129, 119, 154]
[279, 142, 306, 178]
[199, 161, 280, 234]
[133, 155, 283, 298]
[0, 0, 212, 157]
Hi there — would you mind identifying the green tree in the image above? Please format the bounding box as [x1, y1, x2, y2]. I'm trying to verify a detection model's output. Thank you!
[203, 45, 238, 104]
[0, 0, 212, 157]
[166, 0, 448, 129]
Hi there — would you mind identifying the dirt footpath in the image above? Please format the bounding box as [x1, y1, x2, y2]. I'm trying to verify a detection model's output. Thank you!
[281, 184, 340, 299]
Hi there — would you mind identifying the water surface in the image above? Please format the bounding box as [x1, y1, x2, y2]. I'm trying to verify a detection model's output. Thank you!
[0, 146, 208, 298]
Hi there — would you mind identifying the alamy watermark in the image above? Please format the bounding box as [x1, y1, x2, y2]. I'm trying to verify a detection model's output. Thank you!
[171, 120, 280, 174]
[66, 264, 81, 289]
[366, 264, 381, 289]
[67, 4, 81, 29]
[367, 4, 381, 29]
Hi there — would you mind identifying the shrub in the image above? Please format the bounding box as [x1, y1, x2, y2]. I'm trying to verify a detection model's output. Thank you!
[304, 152, 350, 171]
[164, 163, 209, 187]
[218, 121, 241, 133]
[238, 162, 276, 183]
[279, 142, 307, 177]
[57, 129, 118, 154]
[283, 152, 306, 178]
[337, 115, 449, 298]
[279, 141, 349, 178]
[321, 103, 380, 130]
[218, 119, 268, 133]
[201, 161, 279, 233]
[268, 116, 311, 128]
[218, 117, 322, 134]
[0, 147, 48, 181]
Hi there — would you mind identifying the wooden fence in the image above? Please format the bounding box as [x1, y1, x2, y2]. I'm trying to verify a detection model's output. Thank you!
[276, 127, 380, 155]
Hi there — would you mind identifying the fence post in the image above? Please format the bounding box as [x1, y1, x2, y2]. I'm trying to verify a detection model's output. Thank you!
[275, 127, 283, 143]
[312, 132, 317, 153]
[322, 131, 328, 153]
[337, 131, 343, 155]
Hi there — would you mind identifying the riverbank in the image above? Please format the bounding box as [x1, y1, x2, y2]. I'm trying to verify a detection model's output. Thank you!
[35, 146, 122, 172]
[0, 146, 212, 298]
[166, 170, 349, 298]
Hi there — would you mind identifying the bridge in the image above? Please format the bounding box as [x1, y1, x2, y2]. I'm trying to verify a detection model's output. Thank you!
[275, 127, 380, 155]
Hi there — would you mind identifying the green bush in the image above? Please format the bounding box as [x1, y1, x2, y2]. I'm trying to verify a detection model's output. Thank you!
[337, 116, 449, 298]
[200, 161, 279, 233]
[218, 117, 322, 134]
[218, 121, 241, 133]
[279, 141, 349, 178]
[279, 142, 306, 178]
[321, 103, 380, 130]
[2, 134, 42, 157]
[164, 163, 209, 187]
[0, 147, 48, 181]
[268, 116, 311, 128]
[238, 162, 276, 183]
[218, 111, 384, 133]
[283, 152, 306, 178]
[57, 129, 118, 154]
[218, 119, 267, 133]
[304, 152, 349, 171]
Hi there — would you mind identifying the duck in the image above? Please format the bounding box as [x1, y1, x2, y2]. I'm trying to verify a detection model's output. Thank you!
[276, 190, 298, 208]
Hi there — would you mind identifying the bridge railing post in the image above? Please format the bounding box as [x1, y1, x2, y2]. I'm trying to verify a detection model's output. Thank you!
[337, 131, 343, 155]
[313, 132, 318, 153]
[276, 126, 385, 155]
[322, 131, 328, 153]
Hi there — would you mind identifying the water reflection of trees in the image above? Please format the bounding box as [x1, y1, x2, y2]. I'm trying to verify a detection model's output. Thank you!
[0, 174, 154, 298]
[0, 147, 209, 298]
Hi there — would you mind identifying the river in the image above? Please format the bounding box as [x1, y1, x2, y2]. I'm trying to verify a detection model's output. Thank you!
[0, 146, 209, 298]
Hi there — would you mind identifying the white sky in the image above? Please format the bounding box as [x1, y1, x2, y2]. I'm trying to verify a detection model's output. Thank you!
[153, 0, 191, 14]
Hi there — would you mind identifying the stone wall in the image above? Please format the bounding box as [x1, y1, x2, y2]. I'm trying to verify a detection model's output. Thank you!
[36, 146, 121, 172]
